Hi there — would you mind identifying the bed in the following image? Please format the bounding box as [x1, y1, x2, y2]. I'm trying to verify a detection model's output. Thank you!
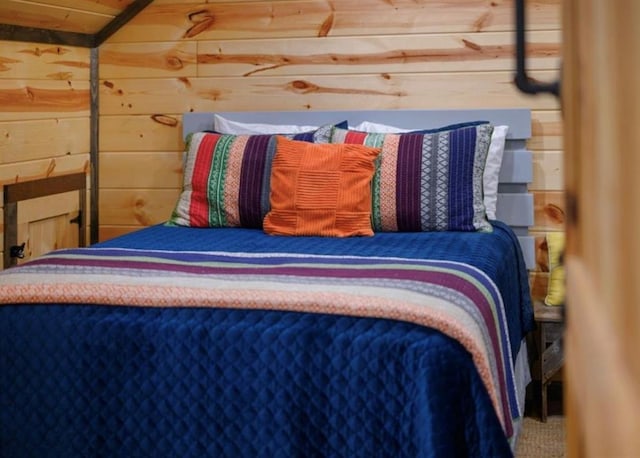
[0, 109, 534, 457]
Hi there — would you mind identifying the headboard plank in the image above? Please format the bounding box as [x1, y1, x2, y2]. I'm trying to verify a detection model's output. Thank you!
[182, 109, 535, 269]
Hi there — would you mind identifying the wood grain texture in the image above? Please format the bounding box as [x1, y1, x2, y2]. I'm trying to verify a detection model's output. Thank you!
[99, 114, 183, 151]
[529, 271, 549, 301]
[99, 224, 140, 242]
[0, 2, 113, 35]
[100, 152, 183, 189]
[108, 0, 560, 43]
[532, 231, 551, 272]
[563, 1, 640, 454]
[3, 188, 87, 264]
[21, 0, 135, 17]
[100, 41, 197, 78]
[529, 109, 563, 151]
[0, 154, 89, 186]
[0, 41, 90, 80]
[0, 79, 89, 120]
[531, 151, 563, 191]
[0, 118, 90, 163]
[532, 191, 565, 232]
[99, 188, 180, 226]
[17, 190, 79, 225]
[98, 71, 559, 115]
[191, 31, 560, 77]
[19, 213, 78, 263]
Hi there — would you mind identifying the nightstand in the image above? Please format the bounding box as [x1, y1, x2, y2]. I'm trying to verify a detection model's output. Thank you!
[533, 300, 565, 422]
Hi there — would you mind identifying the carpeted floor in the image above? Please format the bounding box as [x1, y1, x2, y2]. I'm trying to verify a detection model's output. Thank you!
[516, 416, 566, 457]
[516, 382, 566, 457]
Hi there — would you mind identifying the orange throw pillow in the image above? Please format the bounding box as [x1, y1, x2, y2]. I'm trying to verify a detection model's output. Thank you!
[263, 136, 381, 237]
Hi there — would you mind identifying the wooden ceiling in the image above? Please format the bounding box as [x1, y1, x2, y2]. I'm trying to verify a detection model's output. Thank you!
[0, 0, 153, 47]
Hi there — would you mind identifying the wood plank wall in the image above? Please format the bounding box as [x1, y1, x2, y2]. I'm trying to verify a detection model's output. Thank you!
[0, 40, 91, 265]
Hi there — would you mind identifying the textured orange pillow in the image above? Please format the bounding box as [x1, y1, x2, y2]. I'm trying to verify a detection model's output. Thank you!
[263, 136, 381, 237]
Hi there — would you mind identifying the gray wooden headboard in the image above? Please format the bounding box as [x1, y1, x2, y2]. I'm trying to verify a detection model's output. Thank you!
[182, 109, 535, 269]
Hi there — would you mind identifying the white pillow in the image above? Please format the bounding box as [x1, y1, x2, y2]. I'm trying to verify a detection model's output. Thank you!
[483, 125, 508, 220]
[351, 120, 409, 133]
[350, 120, 509, 221]
[213, 114, 318, 134]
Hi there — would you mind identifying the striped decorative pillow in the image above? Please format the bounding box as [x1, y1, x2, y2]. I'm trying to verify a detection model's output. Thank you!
[168, 128, 336, 228]
[330, 124, 494, 232]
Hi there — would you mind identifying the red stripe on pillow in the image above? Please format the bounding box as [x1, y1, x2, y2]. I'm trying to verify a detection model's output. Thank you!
[344, 130, 369, 144]
[189, 133, 221, 226]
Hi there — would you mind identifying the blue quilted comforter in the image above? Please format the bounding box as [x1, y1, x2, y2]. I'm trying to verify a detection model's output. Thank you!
[0, 222, 532, 457]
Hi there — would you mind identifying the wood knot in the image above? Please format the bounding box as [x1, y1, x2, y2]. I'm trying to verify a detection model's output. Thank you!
[544, 204, 565, 224]
[166, 55, 184, 70]
[185, 10, 215, 38]
[151, 114, 179, 127]
[472, 11, 492, 32]
[462, 39, 482, 51]
[288, 80, 319, 93]
[318, 13, 334, 37]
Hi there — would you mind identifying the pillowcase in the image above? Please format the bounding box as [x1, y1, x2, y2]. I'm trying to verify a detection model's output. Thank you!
[483, 125, 509, 220]
[329, 124, 494, 232]
[544, 232, 566, 306]
[351, 120, 489, 134]
[347, 121, 508, 221]
[167, 127, 335, 229]
[263, 137, 381, 237]
[213, 113, 319, 134]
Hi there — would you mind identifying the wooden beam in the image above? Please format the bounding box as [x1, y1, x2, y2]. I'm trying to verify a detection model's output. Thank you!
[0, 0, 152, 47]
[90, 47, 99, 245]
[94, 0, 154, 46]
[4, 173, 86, 204]
[0, 23, 94, 47]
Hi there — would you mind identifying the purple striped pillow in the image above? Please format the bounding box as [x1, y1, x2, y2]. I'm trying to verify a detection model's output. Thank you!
[168, 129, 331, 228]
[330, 124, 494, 232]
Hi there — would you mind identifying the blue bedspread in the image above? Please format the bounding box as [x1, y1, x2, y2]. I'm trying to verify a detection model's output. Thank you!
[0, 222, 532, 457]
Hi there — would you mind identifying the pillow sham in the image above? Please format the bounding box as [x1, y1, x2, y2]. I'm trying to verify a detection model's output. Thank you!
[213, 113, 319, 134]
[351, 120, 489, 134]
[329, 124, 494, 232]
[544, 232, 566, 306]
[483, 125, 509, 220]
[168, 127, 336, 229]
[346, 121, 508, 221]
[263, 137, 381, 237]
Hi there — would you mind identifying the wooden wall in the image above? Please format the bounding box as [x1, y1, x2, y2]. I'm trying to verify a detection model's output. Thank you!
[0, 40, 91, 266]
